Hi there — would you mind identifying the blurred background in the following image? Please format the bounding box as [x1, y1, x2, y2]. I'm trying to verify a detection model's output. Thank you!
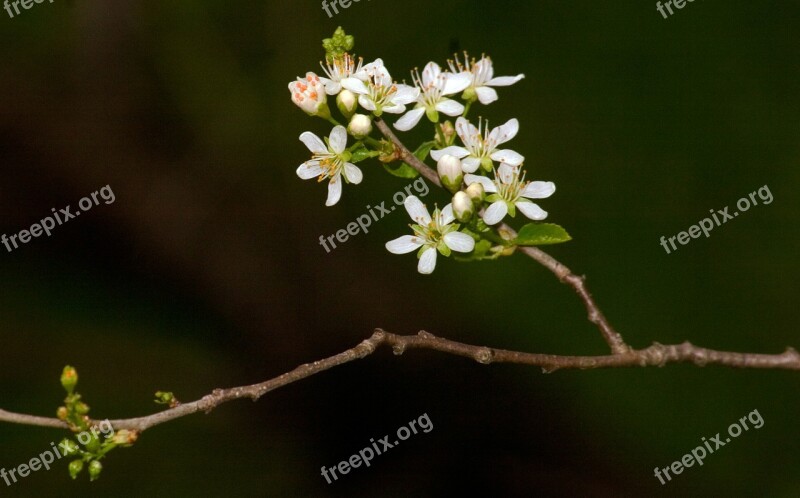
[0, 0, 798, 496]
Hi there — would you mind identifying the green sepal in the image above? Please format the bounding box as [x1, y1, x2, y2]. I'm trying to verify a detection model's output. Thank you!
[437, 243, 451, 257]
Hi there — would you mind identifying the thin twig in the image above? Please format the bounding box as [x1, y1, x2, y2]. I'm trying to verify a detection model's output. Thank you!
[2, 329, 798, 433]
[373, 117, 630, 353]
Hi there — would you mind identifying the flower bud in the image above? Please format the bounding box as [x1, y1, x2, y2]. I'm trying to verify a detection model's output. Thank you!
[60, 438, 79, 456]
[337, 89, 358, 118]
[466, 182, 485, 205]
[288, 72, 328, 117]
[437, 154, 463, 194]
[452, 192, 474, 223]
[88, 460, 103, 481]
[57, 406, 68, 421]
[111, 429, 140, 446]
[68, 460, 83, 480]
[347, 114, 372, 139]
[61, 366, 78, 394]
[441, 120, 456, 144]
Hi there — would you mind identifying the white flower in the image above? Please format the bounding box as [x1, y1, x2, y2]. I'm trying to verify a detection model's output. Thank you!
[340, 59, 419, 116]
[319, 53, 366, 95]
[448, 53, 525, 105]
[431, 117, 523, 173]
[296, 125, 363, 206]
[393, 62, 471, 131]
[288, 72, 328, 115]
[386, 196, 475, 274]
[465, 164, 555, 225]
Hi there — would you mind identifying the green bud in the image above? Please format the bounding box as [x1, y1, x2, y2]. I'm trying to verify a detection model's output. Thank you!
[75, 402, 90, 415]
[441, 120, 456, 145]
[57, 406, 68, 421]
[322, 27, 354, 63]
[68, 460, 84, 480]
[337, 90, 358, 118]
[466, 182, 485, 206]
[452, 192, 474, 223]
[61, 366, 78, 394]
[88, 460, 102, 482]
[111, 429, 139, 446]
[154, 391, 175, 405]
[59, 438, 79, 456]
[437, 154, 463, 194]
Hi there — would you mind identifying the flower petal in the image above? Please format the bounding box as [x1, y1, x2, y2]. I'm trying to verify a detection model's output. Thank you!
[421, 62, 441, 87]
[358, 95, 376, 111]
[381, 103, 406, 114]
[497, 163, 517, 184]
[522, 181, 556, 199]
[329, 126, 347, 154]
[442, 72, 471, 95]
[438, 204, 455, 225]
[490, 149, 524, 166]
[344, 163, 363, 184]
[483, 200, 508, 225]
[464, 174, 497, 193]
[341, 77, 368, 95]
[326, 175, 343, 206]
[430, 146, 469, 161]
[296, 161, 322, 180]
[435, 99, 465, 116]
[299, 131, 326, 154]
[516, 201, 548, 220]
[455, 117, 480, 146]
[393, 84, 421, 105]
[417, 247, 437, 274]
[475, 86, 498, 104]
[461, 156, 482, 173]
[488, 118, 519, 147]
[394, 108, 426, 131]
[386, 235, 424, 254]
[444, 231, 475, 253]
[404, 195, 431, 225]
[486, 74, 525, 87]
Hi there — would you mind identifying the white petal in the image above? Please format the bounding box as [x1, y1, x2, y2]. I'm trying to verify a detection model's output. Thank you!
[344, 163, 363, 184]
[296, 161, 322, 180]
[461, 156, 482, 173]
[455, 117, 479, 146]
[442, 72, 471, 95]
[491, 149, 524, 166]
[386, 235, 424, 254]
[475, 86, 498, 104]
[488, 118, 519, 147]
[341, 77, 369, 95]
[430, 146, 469, 161]
[522, 181, 556, 199]
[444, 232, 475, 253]
[438, 204, 455, 225]
[435, 99, 465, 116]
[329, 126, 347, 154]
[299, 131, 326, 154]
[497, 163, 517, 184]
[394, 108, 426, 131]
[486, 74, 525, 87]
[319, 78, 341, 95]
[404, 195, 431, 225]
[421, 62, 441, 87]
[381, 103, 406, 114]
[483, 200, 508, 225]
[326, 175, 343, 206]
[393, 84, 421, 105]
[417, 247, 437, 274]
[358, 95, 376, 111]
[516, 201, 548, 220]
[464, 174, 497, 193]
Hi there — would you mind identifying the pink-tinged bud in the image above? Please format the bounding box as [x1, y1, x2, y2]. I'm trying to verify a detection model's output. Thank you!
[437, 154, 463, 194]
[289, 72, 328, 116]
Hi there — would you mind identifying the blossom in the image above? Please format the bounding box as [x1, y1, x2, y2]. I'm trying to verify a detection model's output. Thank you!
[319, 53, 366, 95]
[340, 58, 419, 115]
[448, 53, 525, 105]
[296, 125, 363, 206]
[431, 117, 523, 173]
[288, 72, 328, 116]
[386, 196, 475, 274]
[464, 164, 555, 225]
[393, 62, 471, 131]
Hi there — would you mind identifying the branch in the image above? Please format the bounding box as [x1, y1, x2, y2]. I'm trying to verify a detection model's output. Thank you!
[373, 117, 630, 354]
[3, 329, 799, 433]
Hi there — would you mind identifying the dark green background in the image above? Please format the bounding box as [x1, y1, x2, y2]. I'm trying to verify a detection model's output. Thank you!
[0, 1, 797, 496]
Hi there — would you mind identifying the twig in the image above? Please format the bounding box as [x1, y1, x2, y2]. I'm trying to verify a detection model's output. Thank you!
[373, 117, 630, 353]
[2, 329, 798, 433]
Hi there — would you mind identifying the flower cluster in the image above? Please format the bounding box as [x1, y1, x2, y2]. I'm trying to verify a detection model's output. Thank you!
[288, 27, 568, 274]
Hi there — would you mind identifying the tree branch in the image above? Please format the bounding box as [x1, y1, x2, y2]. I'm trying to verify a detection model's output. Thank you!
[3, 329, 798, 434]
[373, 117, 630, 353]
